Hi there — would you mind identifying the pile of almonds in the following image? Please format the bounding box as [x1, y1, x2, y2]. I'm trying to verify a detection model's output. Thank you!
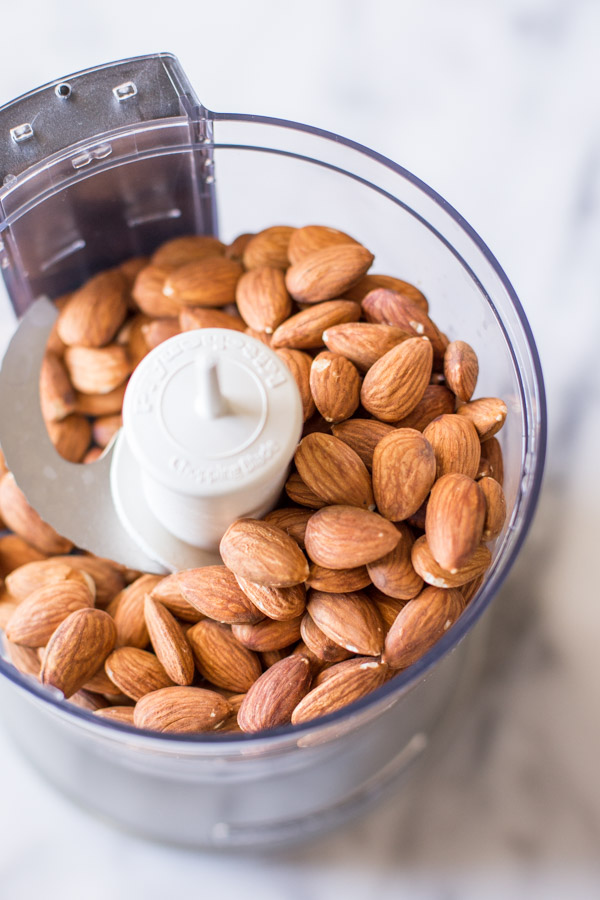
[0, 225, 508, 734]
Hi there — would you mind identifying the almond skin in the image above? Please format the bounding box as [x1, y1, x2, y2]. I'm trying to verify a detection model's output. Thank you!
[242, 226, 295, 270]
[94, 706, 136, 725]
[456, 397, 508, 441]
[235, 266, 292, 333]
[367, 522, 423, 600]
[226, 232, 254, 263]
[5, 581, 94, 647]
[40, 608, 117, 698]
[220, 520, 309, 588]
[361, 337, 433, 423]
[322, 322, 410, 372]
[144, 596, 195, 686]
[285, 472, 327, 509]
[51, 555, 125, 609]
[132, 265, 181, 317]
[305, 506, 401, 569]
[372, 428, 436, 521]
[237, 655, 312, 732]
[307, 590, 384, 656]
[294, 433, 374, 510]
[331, 419, 395, 470]
[149, 575, 205, 622]
[140, 318, 180, 350]
[271, 300, 361, 349]
[479, 476, 507, 541]
[285, 244, 374, 304]
[231, 616, 303, 652]
[262, 507, 313, 549]
[309, 351, 361, 424]
[235, 575, 306, 621]
[133, 686, 231, 733]
[291, 657, 388, 724]
[383, 586, 464, 669]
[64, 344, 132, 395]
[0, 473, 73, 555]
[479, 436, 504, 486]
[394, 384, 456, 431]
[0, 536, 47, 578]
[171, 566, 263, 624]
[163, 257, 243, 307]
[307, 563, 371, 593]
[425, 474, 486, 571]
[56, 269, 128, 348]
[104, 647, 174, 700]
[362, 289, 447, 361]
[300, 612, 352, 663]
[91, 414, 122, 449]
[343, 274, 428, 311]
[74, 383, 127, 417]
[47, 414, 92, 462]
[287, 225, 360, 264]
[151, 235, 226, 269]
[443, 340, 479, 402]
[5, 639, 41, 678]
[423, 414, 481, 479]
[113, 574, 163, 648]
[39, 352, 76, 422]
[179, 306, 246, 333]
[275, 349, 315, 421]
[187, 620, 262, 692]
[369, 589, 408, 633]
[6, 559, 93, 601]
[411, 535, 492, 588]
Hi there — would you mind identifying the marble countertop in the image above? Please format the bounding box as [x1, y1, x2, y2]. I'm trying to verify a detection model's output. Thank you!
[1, 0, 600, 897]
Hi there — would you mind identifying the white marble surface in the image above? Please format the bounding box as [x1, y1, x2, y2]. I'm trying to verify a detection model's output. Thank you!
[1, 0, 600, 897]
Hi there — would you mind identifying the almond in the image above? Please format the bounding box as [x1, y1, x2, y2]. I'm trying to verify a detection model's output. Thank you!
[422, 413, 481, 479]
[479, 436, 504, 485]
[372, 428, 436, 521]
[74, 383, 127, 416]
[331, 418, 395, 470]
[383, 586, 464, 669]
[179, 306, 246, 333]
[163, 257, 243, 307]
[478, 476, 507, 541]
[119, 256, 149, 287]
[235, 266, 292, 333]
[225, 232, 254, 263]
[456, 397, 508, 441]
[260, 649, 287, 668]
[362, 289, 447, 361]
[39, 352, 76, 422]
[245, 327, 272, 346]
[360, 337, 433, 422]
[46, 414, 92, 462]
[172, 566, 264, 623]
[220, 520, 309, 588]
[0, 473, 73, 555]
[322, 322, 410, 372]
[425, 474, 485, 571]
[0, 535, 47, 577]
[94, 706, 135, 725]
[343, 274, 428, 311]
[291, 639, 329, 674]
[133, 686, 230, 733]
[411, 535, 492, 588]
[300, 612, 353, 663]
[144, 596, 195, 686]
[113, 574, 163, 648]
[275, 349, 315, 421]
[140, 318, 181, 350]
[151, 235, 226, 268]
[262, 507, 313, 549]
[307, 590, 384, 656]
[294, 433, 374, 509]
[307, 563, 371, 593]
[237, 655, 312, 732]
[443, 340, 479, 401]
[83, 448, 103, 464]
[242, 226, 295, 270]
[369, 589, 408, 633]
[235, 575, 306, 621]
[291, 657, 388, 724]
[91, 414, 122, 449]
[304, 506, 401, 569]
[104, 647, 174, 700]
[285, 244, 374, 304]
[52, 555, 125, 608]
[309, 351, 361, 424]
[271, 299, 361, 349]
[187, 620, 262, 692]
[287, 225, 360, 264]
[231, 615, 303, 652]
[5, 639, 41, 678]
[0, 591, 19, 629]
[393, 384, 456, 431]
[40, 608, 116, 698]
[150, 574, 205, 622]
[367, 523, 423, 600]
[460, 573, 486, 604]
[70, 690, 109, 712]
[132, 265, 182, 317]
[64, 344, 131, 394]
[57, 269, 128, 347]
[6, 559, 93, 601]
[82, 667, 125, 697]
[284, 472, 327, 509]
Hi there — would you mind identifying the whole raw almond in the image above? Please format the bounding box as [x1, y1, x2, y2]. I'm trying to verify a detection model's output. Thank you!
[423, 413, 481, 479]
[307, 590, 384, 656]
[291, 657, 388, 724]
[64, 344, 131, 395]
[425, 474, 486, 571]
[260, 648, 287, 668]
[119, 255, 149, 287]
[362, 289, 447, 360]
[479, 436, 504, 486]
[225, 232, 254, 263]
[91, 414, 122, 449]
[187, 620, 262, 692]
[307, 563, 371, 593]
[287, 225, 360, 264]
[275, 349, 315, 421]
[40, 608, 117, 698]
[163, 257, 243, 307]
[369, 589, 408, 633]
[285, 244, 374, 304]
[57, 269, 128, 348]
[133, 686, 231, 733]
[172, 566, 264, 623]
[331, 418, 395, 470]
[5, 639, 41, 678]
[179, 306, 246, 333]
[220, 520, 309, 588]
[305, 505, 401, 569]
[94, 706, 136, 725]
[271, 299, 361, 349]
[443, 340, 479, 401]
[144, 596, 195, 686]
[262, 507, 313, 548]
[383, 586, 465, 669]
[231, 615, 303, 652]
[456, 397, 508, 441]
[372, 428, 436, 521]
[39, 352, 76, 422]
[394, 384, 456, 431]
[300, 612, 352, 663]
[323, 322, 410, 372]
[5, 579, 93, 644]
[6, 559, 93, 601]
[47, 414, 92, 462]
[460, 573, 486, 604]
[74, 383, 127, 417]
[104, 647, 174, 700]
[150, 574, 205, 622]
[0, 473, 73, 555]
[52, 555, 125, 608]
[141, 318, 181, 350]
[411, 535, 492, 588]
[285, 472, 327, 509]
[235, 575, 306, 621]
[294, 433, 374, 509]
[70, 690, 109, 712]
[0, 535, 47, 577]
[242, 226, 295, 270]
[361, 337, 433, 423]
[367, 522, 423, 600]
[0, 591, 19, 629]
[113, 574, 163, 648]
[236, 266, 292, 333]
[343, 274, 428, 311]
[151, 235, 226, 268]
[132, 265, 181, 317]
[82, 666, 125, 697]
[238, 654, 312, 732]
[309, 351, 361, 424]
[479, 476, 507, 541]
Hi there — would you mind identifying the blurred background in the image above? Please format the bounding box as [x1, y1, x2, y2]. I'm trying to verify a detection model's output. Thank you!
[0, 0, 599, 897]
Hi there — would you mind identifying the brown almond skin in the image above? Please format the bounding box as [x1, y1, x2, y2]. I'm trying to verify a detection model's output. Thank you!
[361, 337, 433, 423]
[235, 266, 292, 333]
[74, 383, 127, 417]
[285, 472, 327, 509]
[232, 615, 303, 652]
[238, 655, 312, 733]
[163, 257, 243, 307]
[150, 575, 205, 622]
[332, 419, 395, 471]
[57, 269, 128, 348]
[0, 535, 47, 578]
[305, 506, 401, 569]
[367, 523, 423, 600]
[179, 306, 246, 333]
[226, 232, 254, 263]
[0, 473, 73, 555]
[6, 581, 94, 648]
[423, 414, 481, 480]
[323, 322, 410, 372]
[144, 596, 195, 686]
[104, 647, 174, 700]
[187, 620, 262, 693]
[40, 352, 76, 422]
[271, 300, 361, 350]
[372, 428, 436, 521]
[94, 706, 136, 725]
[285, 244, 374, 304]
[235, 575, 306, 621]
[46, 414, 92, 462]
[369, 589, 408, 634]
[133, 686, 231, 733]
[291, 657, 388, 724]
[132, 265, 181, 317]
[141, 318, 181, 350]
[479, 436, 504, 486]
[394, 384, 456, 431]
[40, 608, 117, 698]
[443, 340, 479, 402]
[6, 559, 92, 601]
[275, 349, 315, 421]
[295, 432, 374, 510]
[262, 507, 313, 549]
[70, 690, 109, 712]
[91, 414, 122, 450]
[172, 566, 263, 624]
[460, 573, 485, 605]
[300, 612, 353, 663]
[119, 255, 149, 287]
[479, 476, 507, 541]
[287, 225, 359, 264]
[309, 351, 361, 424]
[220, 520, 309, 588]
[383, 586, 465, 669]
[52, 555, 125, 609]
[343, 274, 428, 311]
[411, 535, 492, 588]
[307, 590, 384, 656]
[362, 289, 447, 361]
[242, 226, 295, 270]
[113, 574, 163, 648]
[64, 345, 132, 395]
[151, 235, 226, 268]
[456, 397, 508, 441]
[307, 563, 371, 593]
[425, 474, 486, 571]
[5, 639, 41, 678]
[82, 666, 125, 697]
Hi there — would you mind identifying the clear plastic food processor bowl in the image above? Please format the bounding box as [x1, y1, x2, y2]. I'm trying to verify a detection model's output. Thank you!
[0, 53, 546, 848]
